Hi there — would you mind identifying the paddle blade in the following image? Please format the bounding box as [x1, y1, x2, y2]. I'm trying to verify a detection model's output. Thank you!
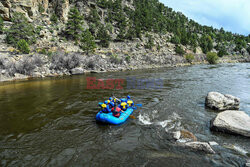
[132, 106, 138, 110]
[136, 104, 142, 107]
[129, 115, 136, 119]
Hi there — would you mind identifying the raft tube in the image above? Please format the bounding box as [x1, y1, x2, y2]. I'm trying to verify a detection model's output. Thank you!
[96, 108, 133, 125]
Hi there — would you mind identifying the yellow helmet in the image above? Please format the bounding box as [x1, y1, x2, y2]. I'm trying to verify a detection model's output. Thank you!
[101, 104, 107, 108]
[127, 100, 133, 106]
[121, 102, 127, 109]
[107, 100, 110, 104]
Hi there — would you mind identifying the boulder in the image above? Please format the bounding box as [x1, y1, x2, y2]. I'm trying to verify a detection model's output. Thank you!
[246, 159, 250, 167]
[185, 142, 215, 154]
[70, 67, 84, 75]
[205, 92, 240, 111]
[211, 110, 250, 137]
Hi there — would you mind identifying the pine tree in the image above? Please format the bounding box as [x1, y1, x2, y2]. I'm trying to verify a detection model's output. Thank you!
[6, 13, 36, 47]
[80, 29, 96, 55]
[65, 7, 84, 41]
[97, 25, 111, 48]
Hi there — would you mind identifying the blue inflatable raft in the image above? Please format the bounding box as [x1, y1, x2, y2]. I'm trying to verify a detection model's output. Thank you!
[96, 108, 134, 125]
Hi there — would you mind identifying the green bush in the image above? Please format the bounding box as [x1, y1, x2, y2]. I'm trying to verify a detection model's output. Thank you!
[175, 45, 185, 55]
[171, 35, 180, 44]
[17, 39, 30, 54]
[38, 4, 45, 13]
[0, 16, 3, 34]
[185, 54, 195, 63]
[125, 55, 131, 63]
[110, 54, 122, 64]
[206, 52, 219, 64]
[145, 34, 154, 49]
[50, 13, 58, 24]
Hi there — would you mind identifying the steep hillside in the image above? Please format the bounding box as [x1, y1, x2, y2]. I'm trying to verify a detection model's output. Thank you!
[0, 0, 249, 81]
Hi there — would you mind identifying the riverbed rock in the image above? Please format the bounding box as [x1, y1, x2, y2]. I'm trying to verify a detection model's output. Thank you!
[185, 142, 215, 154]
[205, 92, 240, 111]
[211, 110, 250, 137]
[246, 159, 250, 167]
[209, 141, 219, 146]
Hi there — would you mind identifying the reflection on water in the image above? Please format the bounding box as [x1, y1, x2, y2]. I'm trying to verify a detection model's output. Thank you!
[0, 63, 249, 166]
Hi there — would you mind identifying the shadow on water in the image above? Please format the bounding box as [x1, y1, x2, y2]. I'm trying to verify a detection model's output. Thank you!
[0, 63, 249, 166]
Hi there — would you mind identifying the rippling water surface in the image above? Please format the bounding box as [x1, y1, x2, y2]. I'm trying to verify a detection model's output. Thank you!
[0, 63, 249, 166]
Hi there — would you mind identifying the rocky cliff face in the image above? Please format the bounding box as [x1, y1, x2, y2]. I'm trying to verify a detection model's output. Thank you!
[0, 0, 69, 22]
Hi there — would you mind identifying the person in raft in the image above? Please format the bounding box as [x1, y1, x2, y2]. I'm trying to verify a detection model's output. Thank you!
[110, 102, 122, 117]
[126, 95, 134, 107]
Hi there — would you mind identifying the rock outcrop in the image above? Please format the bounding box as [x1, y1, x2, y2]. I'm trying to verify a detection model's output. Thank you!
[0, 0, 68, 21]
[211, 110, 250, 137]
[184, 142, 215, 154]
[205, 92, 240, 111]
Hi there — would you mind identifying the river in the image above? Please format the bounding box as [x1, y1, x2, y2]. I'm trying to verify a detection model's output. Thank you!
[0, 63, 249, 166]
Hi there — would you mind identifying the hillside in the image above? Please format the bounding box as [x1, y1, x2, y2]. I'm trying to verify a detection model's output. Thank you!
[0, 0, 250, 81]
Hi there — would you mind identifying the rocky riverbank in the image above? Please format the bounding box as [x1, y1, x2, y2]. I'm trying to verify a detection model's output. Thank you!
[1, 47, 250, 83]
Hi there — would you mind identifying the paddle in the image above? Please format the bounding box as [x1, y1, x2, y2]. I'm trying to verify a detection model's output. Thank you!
[120, 110, 136, 119]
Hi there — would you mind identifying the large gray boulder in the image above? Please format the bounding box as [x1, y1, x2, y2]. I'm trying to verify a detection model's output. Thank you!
[205, 92, 240, 111]
[211, 110, 250, 137]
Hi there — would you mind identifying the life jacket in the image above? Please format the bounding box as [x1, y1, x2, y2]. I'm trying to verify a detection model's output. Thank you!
[112, 107, 121, 117]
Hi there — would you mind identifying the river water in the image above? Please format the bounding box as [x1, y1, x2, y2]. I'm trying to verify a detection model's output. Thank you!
[0, 63, 249, 166]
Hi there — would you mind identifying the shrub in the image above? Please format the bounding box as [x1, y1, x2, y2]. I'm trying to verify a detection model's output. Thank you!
[206, 52, 219, 64]
[0, 16, 3, 34]
[185, 54, 195, 63]
[86, 60, 95, 69]
[50, 52, 82, 70]
[15, 56, 36, 75]
[17, 39, 30, 54]
[50, 13, 58, 24]
[175, 45, 185, 55]
[110, 54, 122, 64]
[38, 4, 45, 13]
[217, 45, 228, 57]
[125, 55, 131, 63]
[145, 34, 154, 49]
[171, 35, 180, 44]
[6, 13, 36, 47]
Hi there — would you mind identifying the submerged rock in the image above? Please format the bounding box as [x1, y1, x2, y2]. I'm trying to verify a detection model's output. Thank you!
[209, 141, 219, 146]
[185, 142, 215, 154]
[205, 92, 240, 111]
[211, 110, 250, 137]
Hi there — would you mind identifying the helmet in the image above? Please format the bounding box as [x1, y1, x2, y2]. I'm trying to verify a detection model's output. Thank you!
[127, 95, 131, 99]
[109, 97, 113, 101]
[121, 98, 126, 102]
[121, 102, 127, 109]
[101, 104, 107, 108]
[110, 102, 114, 107]
[127, 100, 133, 106]
[104, 100, 108, 104]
